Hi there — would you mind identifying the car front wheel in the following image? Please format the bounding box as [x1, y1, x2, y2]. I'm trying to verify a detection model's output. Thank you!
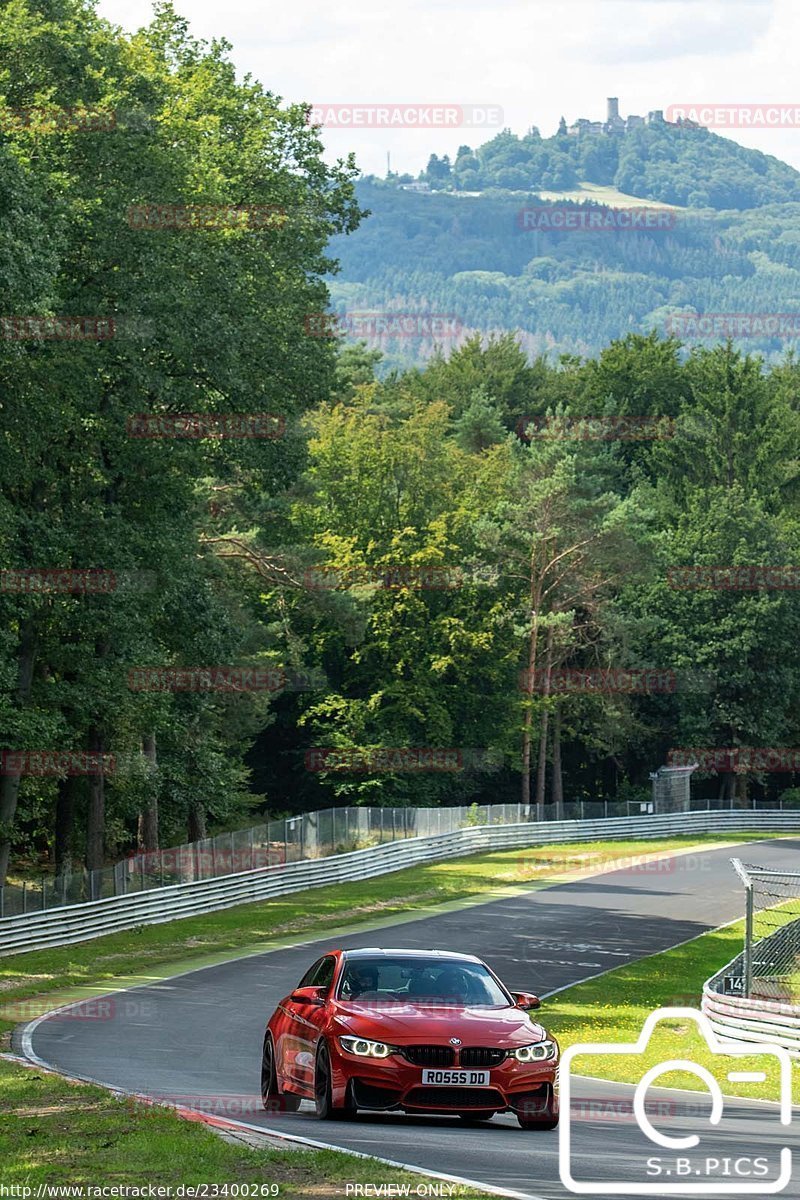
[516, 1086, 558, 1130]
[314, 1039, 356, 1121]
[261, 1032, 301, 1113]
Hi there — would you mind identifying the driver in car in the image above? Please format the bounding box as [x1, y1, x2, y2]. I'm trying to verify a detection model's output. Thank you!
[343, 963, 379, 999]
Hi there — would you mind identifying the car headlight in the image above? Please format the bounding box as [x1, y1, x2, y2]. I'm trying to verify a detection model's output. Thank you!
[513, 1040, 557, 1063]
[339, 1036, 393, 1059]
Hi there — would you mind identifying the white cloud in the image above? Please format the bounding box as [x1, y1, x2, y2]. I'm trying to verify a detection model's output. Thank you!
[96, 0, 800, 177]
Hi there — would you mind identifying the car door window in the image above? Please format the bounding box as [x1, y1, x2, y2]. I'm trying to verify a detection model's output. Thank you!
[297, 955, 335, 991]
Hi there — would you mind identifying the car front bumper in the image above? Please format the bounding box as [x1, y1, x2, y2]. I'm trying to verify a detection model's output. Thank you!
[331, 1047, 559, 1115]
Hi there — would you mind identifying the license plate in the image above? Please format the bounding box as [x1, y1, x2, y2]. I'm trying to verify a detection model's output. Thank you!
[421, 1069, 490, 1086]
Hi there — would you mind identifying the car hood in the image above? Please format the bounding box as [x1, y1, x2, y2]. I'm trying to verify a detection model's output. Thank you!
[331, 1000, 547, 1046]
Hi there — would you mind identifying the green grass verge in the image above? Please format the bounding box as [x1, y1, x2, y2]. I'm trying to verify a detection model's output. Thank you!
[548, 914, 800, 1105]
[0, 831, 786, 1193]
[0, 1056, 493, 1197]
[0, 833, 764, 1013]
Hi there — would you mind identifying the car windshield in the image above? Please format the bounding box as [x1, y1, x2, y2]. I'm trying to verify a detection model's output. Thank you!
[337, 955, 511, 1006]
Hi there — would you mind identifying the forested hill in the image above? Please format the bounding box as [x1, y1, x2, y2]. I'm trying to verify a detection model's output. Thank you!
[328, 181, 800, 369]
[419, 120, 800, 209]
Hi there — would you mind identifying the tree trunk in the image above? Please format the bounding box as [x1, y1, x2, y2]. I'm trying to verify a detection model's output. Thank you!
[521, 561, 542, 818]
[534, 626, 554, 819]
[188, 802, 206, 842]
[0, 619, 38, 888]
[55, 775, 79, 882]
[735, 770, 749, 807]
[138, 733, 159, 851]
[86, 726, 106, 879]
[552, 703, 564, 820]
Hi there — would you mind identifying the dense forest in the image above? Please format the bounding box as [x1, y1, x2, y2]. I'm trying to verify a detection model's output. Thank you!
[328, 182, 800, 369]
[4, 1, 800, 889]
[417, 120, 800, 210]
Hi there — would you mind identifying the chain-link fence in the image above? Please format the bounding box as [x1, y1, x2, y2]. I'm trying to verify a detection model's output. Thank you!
[3, 794, 798, 918]
[2, 801, 528, 916]
[731, 857, 800, 1002]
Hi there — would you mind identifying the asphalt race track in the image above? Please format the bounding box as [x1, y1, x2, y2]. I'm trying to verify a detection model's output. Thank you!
[19, 838, 800, 1200]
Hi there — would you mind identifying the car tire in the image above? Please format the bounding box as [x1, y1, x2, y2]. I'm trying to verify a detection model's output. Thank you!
[517, 1106, 559, 1130]
[261, 1032, 301, 1113]
[314, 1039, 356, 1121]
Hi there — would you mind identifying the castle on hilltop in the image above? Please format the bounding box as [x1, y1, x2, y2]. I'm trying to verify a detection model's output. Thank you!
[567, 98, 666, 138]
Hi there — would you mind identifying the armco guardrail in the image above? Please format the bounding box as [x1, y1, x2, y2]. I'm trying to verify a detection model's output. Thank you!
[2, 809, 799, 957]
[703, 945, 800, 1058]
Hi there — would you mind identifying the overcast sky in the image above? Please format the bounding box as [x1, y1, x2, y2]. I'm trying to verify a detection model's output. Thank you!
[97, 0, 800, 178]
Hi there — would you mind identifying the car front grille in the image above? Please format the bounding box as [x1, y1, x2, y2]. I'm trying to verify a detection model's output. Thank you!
[460, 1047, 507, 1067]
[404, 1086, 505, 1110]
[400, 1045, 455, 1067]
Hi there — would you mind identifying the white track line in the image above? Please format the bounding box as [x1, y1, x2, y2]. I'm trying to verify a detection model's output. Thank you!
[12, 836, 786, 1199]
[14, 1012, 544, 1200]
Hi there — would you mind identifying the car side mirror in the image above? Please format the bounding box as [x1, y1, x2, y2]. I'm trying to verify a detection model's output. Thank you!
[290, 985, 328, 1006]
[512, 991, 541, 1010]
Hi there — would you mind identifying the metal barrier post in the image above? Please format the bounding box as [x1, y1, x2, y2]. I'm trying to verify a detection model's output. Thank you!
[744, 882, 754, 998]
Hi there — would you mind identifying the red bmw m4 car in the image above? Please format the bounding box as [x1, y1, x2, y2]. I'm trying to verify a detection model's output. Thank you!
[261, 948, 559, 1129]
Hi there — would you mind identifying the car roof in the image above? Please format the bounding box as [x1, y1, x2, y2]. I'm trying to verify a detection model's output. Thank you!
[340, 948, 482, 963]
